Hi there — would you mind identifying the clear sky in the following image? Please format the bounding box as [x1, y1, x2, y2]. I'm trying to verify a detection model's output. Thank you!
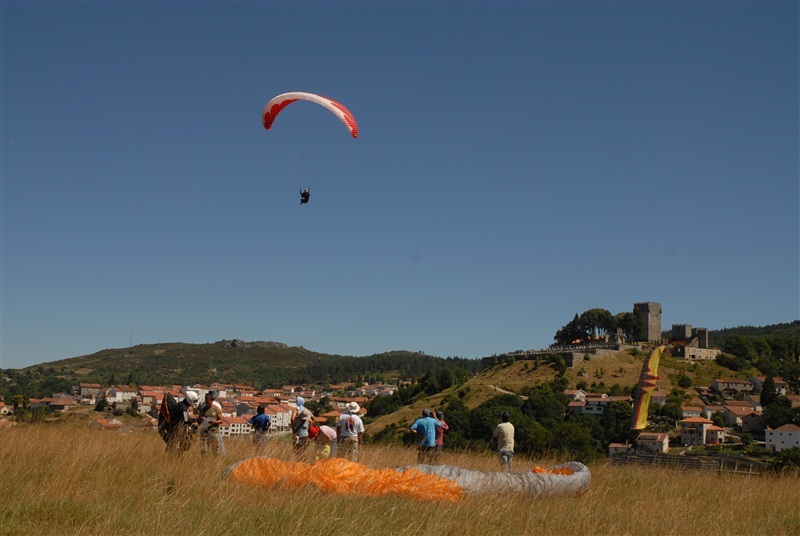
[2, 1, 798, 370]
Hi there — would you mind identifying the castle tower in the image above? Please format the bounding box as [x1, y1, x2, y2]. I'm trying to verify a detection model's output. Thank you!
[633, 302, 662, 343]
[672, 324, 692, 341]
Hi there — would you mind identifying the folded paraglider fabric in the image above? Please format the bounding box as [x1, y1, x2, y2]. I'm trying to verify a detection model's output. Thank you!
[397, 461, 591, 498]
[223, 457, 590, 502]
[223, 457, 465, 502]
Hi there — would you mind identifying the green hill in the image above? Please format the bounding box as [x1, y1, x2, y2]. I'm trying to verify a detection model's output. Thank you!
[0, 340, 483, 399]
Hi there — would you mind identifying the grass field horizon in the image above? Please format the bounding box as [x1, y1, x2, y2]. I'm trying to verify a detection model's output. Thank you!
[1, 421, 798, 535]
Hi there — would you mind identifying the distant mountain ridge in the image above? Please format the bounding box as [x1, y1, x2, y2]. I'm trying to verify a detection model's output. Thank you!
[0, 340, 483, 399]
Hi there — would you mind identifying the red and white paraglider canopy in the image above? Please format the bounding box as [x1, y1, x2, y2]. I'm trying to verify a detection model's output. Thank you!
[262, 91, 359, 138]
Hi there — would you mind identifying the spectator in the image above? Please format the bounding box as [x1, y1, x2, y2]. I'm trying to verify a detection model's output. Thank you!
[198, 390, 226, 456]
[291, 397, 314, 456]
[337, 401, 365, 462]
[433, 410, 449, 463]
[492, 411, 515, 472]
[410, 408, 441, 465]
[248, 405, 271, 450]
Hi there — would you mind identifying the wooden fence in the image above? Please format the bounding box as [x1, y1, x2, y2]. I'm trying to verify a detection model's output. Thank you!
[611, 454, 766, 476]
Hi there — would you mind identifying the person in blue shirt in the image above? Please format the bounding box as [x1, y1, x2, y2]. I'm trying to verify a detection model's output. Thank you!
[410, 408, 442, 465]
[248, 405, 271, 450]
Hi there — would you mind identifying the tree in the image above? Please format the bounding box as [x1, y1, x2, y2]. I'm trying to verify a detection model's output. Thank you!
[615, 312, 642, 343]
[723, 335, 757, 362]
[759, 375, 779, 407]
[772, 447, 800, 474]
[126, 398, 140, 417]
[94, 396, 109, 412]
[677, 373, 692, 389]
[599, 401, 636, 447]
[437, 368, 455, 390]
[550, 421, 602, 462]
[763, 396, 800, 429]
[11, 394, 28, 411]
[579, 308, 615, 341]
[554, 314, 587, 345]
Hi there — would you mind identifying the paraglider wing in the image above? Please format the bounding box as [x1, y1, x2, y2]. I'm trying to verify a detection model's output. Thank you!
[223, 457, 590, 502]
[631, 345, 666, 430]
[262, 92, 359, 138]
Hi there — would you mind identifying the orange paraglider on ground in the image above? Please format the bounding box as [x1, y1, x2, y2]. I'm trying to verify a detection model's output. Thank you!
[224, 457, 465, 502]
[223, 457, 591, 502]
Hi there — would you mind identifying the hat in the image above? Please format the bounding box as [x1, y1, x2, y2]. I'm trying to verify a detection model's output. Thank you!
[308, 425, 320, 439]
[207, 390, 218, 400]
[346, 401, 360, 414]
[184, 391, 198, 406]
[296, 397, 305, 409]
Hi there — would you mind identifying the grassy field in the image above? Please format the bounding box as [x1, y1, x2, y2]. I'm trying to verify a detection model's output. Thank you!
[1, 422, 798, 536]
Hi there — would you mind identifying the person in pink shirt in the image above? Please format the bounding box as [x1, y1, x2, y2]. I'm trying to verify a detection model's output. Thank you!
[433, 410, 449, 463]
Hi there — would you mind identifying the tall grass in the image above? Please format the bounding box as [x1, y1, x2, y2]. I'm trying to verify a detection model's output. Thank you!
[1, 422, 798, 535]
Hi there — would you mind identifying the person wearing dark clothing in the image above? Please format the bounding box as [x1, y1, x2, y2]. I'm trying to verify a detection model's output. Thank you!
[300, 189, 310, 204]
[248, 405, 271, 450]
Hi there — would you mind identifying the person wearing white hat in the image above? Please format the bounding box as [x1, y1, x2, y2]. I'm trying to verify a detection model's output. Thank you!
[336, 401, 365, 462]
[291, 396, 315, 456]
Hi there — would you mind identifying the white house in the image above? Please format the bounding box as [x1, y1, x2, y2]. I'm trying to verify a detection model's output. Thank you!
[220, 416, 251, 437]
[107, 385, 138, 403]
[681, 406, 702, 418]
[766, 424, 800, 453]
[636, 432, 670, 454]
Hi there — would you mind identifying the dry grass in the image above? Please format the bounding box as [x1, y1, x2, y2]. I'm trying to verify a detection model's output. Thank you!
[1, 422, 798, 536]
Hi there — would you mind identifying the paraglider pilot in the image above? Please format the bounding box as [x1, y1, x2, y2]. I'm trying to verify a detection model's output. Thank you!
[300, 189, 310, 204]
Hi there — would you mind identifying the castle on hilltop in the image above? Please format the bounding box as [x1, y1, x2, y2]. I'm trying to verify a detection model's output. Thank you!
[486, 301, 718, 368]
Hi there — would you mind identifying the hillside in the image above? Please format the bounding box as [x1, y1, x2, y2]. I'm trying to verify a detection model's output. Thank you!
[4, 320, 795, 401]
[0, 340, 485, 399]
[365, 347, 761, 437]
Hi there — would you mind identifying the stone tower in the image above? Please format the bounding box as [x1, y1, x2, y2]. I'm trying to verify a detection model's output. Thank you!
[633, 302, 662, 343]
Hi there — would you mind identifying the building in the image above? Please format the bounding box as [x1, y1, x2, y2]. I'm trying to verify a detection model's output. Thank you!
[672, 345, 721, 361]
[636, 432, 670, 454]
[711, 379, 754, 398]
[608, 443, 633, 457]
[670, 324, 710, 348]
[748, 377, 788, 396]
[706, 425, 726, 444]
[679, 416, 714, 446]
[633, 302, 662, 343]
[766, 424, 800, 452]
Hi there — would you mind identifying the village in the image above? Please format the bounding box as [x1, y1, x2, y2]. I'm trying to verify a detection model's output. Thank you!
[2, 368, 799, 458]
[0, 381, 387, 438]
[567, 374, 800, 457]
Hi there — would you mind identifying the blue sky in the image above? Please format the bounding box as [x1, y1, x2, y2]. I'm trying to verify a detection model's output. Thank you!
[2, 1, 798, 370]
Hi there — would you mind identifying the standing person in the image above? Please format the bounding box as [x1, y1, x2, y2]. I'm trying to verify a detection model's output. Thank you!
[291, 397, 314, 456]
[291, 397, 314, 454]
[198, 390, 226, 457]
[433, 410, 449, 464]
[248, 405, 271, 450]
[492, 411, 515, 472]
[159, 390, 198, 454]
[336, 401, 364, 462]
[410, 408, 441, 465]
